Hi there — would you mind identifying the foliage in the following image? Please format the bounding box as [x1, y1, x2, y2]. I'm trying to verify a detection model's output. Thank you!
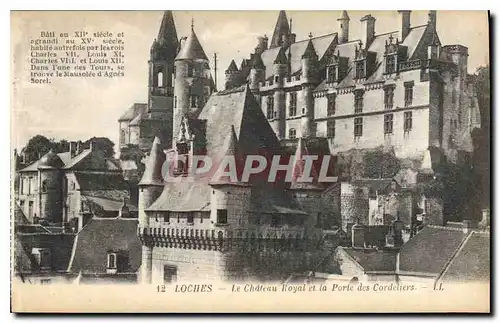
[84, 137, 115, 158]
[120, 144, 146, 179]
[363, 148, 401, 179]
[20, 135, 53, 164]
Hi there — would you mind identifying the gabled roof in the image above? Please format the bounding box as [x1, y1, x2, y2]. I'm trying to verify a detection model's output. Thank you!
[439, 231, 490, 282]
[398, 226, 468, 275]
[20, 150, 81, 172]
[68, 218, 141, 274]
[270, 10, 290, 49]
[226, 59, 238, 72]
[197, 85, 280, 158]
[339, 247, 398, 272]
[175, 27, 208, 61]
[302, 39, 318, 59]
[118, 103, 147, 122]
[74, 172, 129, 191]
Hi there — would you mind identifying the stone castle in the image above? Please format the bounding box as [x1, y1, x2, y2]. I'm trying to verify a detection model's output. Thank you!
[125, 10, 481, 284]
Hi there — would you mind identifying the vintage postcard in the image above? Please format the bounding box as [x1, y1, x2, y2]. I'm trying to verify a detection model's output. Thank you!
[11, 10, 490, 313]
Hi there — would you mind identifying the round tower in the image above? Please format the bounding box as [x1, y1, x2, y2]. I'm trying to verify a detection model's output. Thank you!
[249, 53, 265, 92]
[338, 10, 350, 44]
[300, 37, 318, 137]
[224, 60, 240, 90]
[138, 136, 166, 227]
[272, 47, 288, 139]
[37, 150, 63, 224]
[173, 23, 210, 139]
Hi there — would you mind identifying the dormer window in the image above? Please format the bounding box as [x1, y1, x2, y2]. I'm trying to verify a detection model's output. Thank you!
[326, 65, 337, 83]
[355, 61, 365, 79]
[385, 55, 397, 74]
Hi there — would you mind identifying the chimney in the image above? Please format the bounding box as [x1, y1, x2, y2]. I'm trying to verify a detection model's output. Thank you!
[351, 219, 365, 248]
[462, 219, 477, 234]
[398, 10, 411, 40]
[480, 208, 490, 228]
[428, 10, 437, 29]
[360, 14, 376, 48]
[76, 141, 81, 155]
[255, 36, 269, 54]
[90, 140, 95, 151]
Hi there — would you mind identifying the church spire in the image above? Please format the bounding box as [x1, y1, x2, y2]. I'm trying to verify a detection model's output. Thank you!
[157, 11, 178, 48]
[270, 10, 291, 49]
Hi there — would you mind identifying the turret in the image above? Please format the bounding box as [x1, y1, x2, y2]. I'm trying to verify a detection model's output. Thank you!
[224, 60, 240, 90]
[209, 126, 251, 228]
[272, 47, 288, 139]
[300, 36, 318, 137]
[338, 10, 350, 44]
[37, 149, 63, 223]
[249, 53, 265, 92]
[138, 136, 166, 227]
[173, 21, 211, 139]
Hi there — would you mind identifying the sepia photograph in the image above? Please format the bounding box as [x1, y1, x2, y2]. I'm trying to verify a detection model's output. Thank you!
[10, 9, 491, 313]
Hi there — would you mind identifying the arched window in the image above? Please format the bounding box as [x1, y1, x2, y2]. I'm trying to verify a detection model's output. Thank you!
[289, 128, 296, 139]
[157, 71, 164, 87]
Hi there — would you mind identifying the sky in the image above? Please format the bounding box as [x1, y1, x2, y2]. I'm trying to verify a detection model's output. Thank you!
[11, 10, 489, 153]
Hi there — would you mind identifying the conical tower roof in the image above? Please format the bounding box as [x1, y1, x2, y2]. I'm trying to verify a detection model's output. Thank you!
[157, 11, 179, 47]
[338, 10, 350, 21]
[139, 136, 166, 186]
[289, 138, 323, 190]
[302, 38, 318, 59]
[176, 25, 208, 61]
[274, 46, 288, 64]
[209, 125, 247, 186]
[270, 10, 290, 48]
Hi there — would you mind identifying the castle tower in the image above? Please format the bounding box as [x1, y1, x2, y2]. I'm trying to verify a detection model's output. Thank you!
[138, 136, 166, 284]
[249, 53, 265, 93]
[148, 11, 178, 109]
[272, 47, 288, 139]
[224, 60, 240, 90]
[270, 10, 291, 49]
[338, 10, 350, 44]
[173, 21, 211, 140]
[37, 150, 64, 223]
[300, 37, 318, 137]
[288, 138, 324, 230]
[209, 126, 251, 229]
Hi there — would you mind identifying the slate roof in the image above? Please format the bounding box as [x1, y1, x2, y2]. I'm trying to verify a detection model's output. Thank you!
[439, 231, 490, 282]
[146, 180, 211, 212]
[82, 195, 138, 212]
[259, 33, 338, 80]
[398, 226, 468, 274]
[139, 136, 166, 186]
[251, 186, 306, 215]
[197, 85, 280, 157]
[314, 24, 429, 92]
[118, 103, 147, 122]
[340, 247, 398, 272]
[74, 172, 129, 191]
[68, 218, 142, 274]
[176, 27, 208, 61]
[289, 137, 324, 190]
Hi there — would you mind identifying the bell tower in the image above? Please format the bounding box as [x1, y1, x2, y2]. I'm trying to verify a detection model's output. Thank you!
[148, 11, 179, 111]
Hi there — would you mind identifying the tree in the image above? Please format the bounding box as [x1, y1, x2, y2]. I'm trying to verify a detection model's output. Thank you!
[20, 135, 52, 164]
[363, 148, 400, 179]
[84, 137, 115, 158]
